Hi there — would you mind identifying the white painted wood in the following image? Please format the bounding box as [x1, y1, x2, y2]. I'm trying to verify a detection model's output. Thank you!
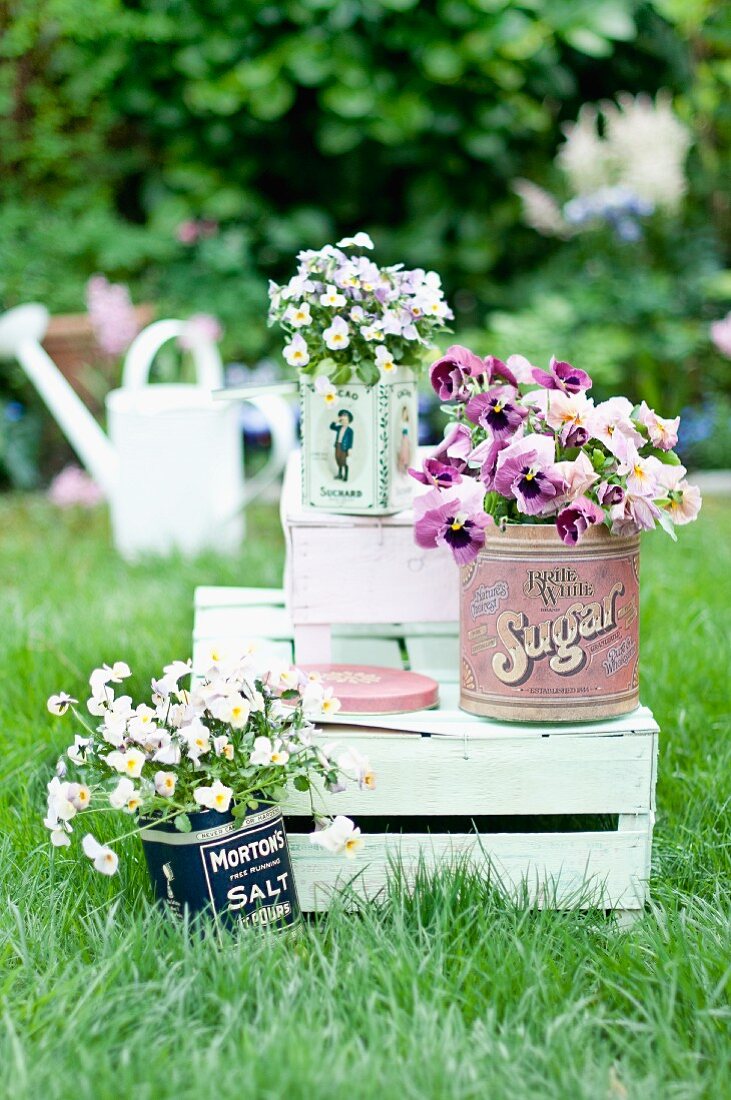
[282, 730, 656, 816]
[287, 829, 650, 912]
[329, 635, 404, 668]
[293, 623, 332, 664]
[282, 451, 458, 625]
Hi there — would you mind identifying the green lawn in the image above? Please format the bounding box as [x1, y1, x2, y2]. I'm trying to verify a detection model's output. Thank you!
[1, 495, 730, 1099]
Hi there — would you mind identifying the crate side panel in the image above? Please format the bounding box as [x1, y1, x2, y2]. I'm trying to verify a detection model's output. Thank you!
[288, 829, 650, 911]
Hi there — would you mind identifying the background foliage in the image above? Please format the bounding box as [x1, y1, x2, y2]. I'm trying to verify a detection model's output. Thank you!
[0, 0, 729, 480]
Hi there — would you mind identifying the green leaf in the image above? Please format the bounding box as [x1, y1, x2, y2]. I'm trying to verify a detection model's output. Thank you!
[174, 813, 191, 833]
[280, 688, 300, 700]
[247, 798, 260, 811]
[231, 803, 248, 818]
[356, 359, 380, 387]
[293, 775, 310, 792]
[591, 448, 607, 472]
[331, 362, 353, 385]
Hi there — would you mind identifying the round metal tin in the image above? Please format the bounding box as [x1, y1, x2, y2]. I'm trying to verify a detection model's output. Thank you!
[300, 664, 439, 715]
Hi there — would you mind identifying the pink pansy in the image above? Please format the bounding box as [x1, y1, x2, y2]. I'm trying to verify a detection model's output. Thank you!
[710, 313, 731, 358]
[493, 433, 566, 515]
[616, 443, 663, 497]
[637, 402, 679, 451]
[483, 355, 518, 388]
[413, 482, 493, 566]
[505, 354, 538, 385]
[556, 496, 605, 546]
[429, 344, 485, 402]
[552, 451, 599, 501]
[610, 493, 662, 535]
[465, 387, 528, 438]
[589, 397, 644, 454]
[410, 422, 473, 487]
[663, 480, 702, 525]
[596, 481, 625, 507]
[528, 388, 594, 447]
[531, 355, 592, 394]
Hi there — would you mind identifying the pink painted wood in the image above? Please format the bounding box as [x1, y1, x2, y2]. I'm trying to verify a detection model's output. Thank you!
[281, 452, 458, 664]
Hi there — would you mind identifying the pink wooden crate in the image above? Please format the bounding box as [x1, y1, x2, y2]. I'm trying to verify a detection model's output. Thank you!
[281, 451, 457, 662]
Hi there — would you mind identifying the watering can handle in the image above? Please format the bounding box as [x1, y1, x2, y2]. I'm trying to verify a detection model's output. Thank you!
[237, 393, 298, 509]
[122, 319, 224, 390]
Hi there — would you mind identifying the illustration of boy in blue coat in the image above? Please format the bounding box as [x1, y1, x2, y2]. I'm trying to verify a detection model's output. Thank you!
[330, 409, 354, 481]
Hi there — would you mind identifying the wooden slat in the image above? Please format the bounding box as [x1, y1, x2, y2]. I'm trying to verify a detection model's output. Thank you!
[331, 635, 404, 668]
[282, 730, 655, 816]
[195, 586, 285, 609]
[287, 829, 651, 911]
[404, 634, 460, 682]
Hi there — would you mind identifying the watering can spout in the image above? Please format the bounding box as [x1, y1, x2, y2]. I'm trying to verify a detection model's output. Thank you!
[0, 304, 118, 497]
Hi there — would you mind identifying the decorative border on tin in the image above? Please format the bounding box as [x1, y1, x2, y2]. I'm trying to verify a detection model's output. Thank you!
[377, 381, 390, 509]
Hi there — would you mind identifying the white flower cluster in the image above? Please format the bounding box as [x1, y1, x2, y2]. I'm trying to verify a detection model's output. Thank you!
[43, 649, 374, 876]
[516, 91, 691, 239]
[268, 232, 452, 387]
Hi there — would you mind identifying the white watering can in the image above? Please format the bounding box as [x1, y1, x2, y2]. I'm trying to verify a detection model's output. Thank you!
[0, 304, 296, 559]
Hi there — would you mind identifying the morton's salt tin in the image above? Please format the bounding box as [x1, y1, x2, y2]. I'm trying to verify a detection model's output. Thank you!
[140, 804, 300, 933]
[460, 524, 640, 722]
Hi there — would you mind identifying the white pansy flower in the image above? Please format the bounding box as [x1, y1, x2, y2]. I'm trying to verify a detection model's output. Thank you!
[154, 771, 177, 797]
[213, 735, 234, 761]
[193, 780, 233, 814]
[181, 718, 211, 761]
[283, 333, 310, 368]
[128, 704, 157, 742]
[314, 375, 338, 406]
[323, 316, 350, 351]
[66, 782, 91, 811]
[337, 747, 375, 790]
[250, 736, 289, 767]
[284, 301, 312, 328]
[336, 232, 374, 250]
[360, 323, 382, 342]
[375, 345, 396, 374]
[105, 747, 146, 779]
[109, 777, 141, 813]
[210, 694, 250, 729]
[47, 692, 77, 716]
[321, 688, 341, 719]
[319, 284, 347, 308]
[66, 734, 92, 766]
[310, 815, 364, 858]
[82, 834, 119, 876]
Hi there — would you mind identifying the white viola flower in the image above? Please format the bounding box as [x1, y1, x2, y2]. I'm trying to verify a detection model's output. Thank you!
[193, 779, 233, 814]
[105, 747, 146, 779]
[282, 273, 315, 301]
[109, 777, 141, 813]
[152, 736, 181, 766]
[300, 681, 324, 718]
[360, 323, 382, 342]
[154, 771, 177, 797]
[284, 301, 312, 328]
[209, 693, 250, 729]
[250, 736, 274, 766]
[663, 480, 702, 526]
[89, 661, 131, 698]
[310, 815, 364, 858]
[375, 345, 396, 374]
[283, 333, 310, 368]
[337, 747, 376, 790]
[349, 305, 365, 323]
[268, 279, 283, 310]
[47, 692, 77, 716]
[66, 734, 92, 766]
[319, 284, 347, 308]
[314, 375, 338, 406]
[181, 718, 211, 761]
[49, 825, 72, 847]
[45, 777, 77, 823]
[336, 232, 374, 250]
[162, 659, 192, 686]
[323, 316, 350, 351]
[66, 782, 91, 811]
[82, 834, 119, 876]
[213, 735, 234, 761]
[127, 704, 157, 742]
[321, 689, 341, 718]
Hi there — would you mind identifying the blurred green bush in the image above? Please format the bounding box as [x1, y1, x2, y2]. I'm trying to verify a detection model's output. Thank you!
[0, 1, 729, 408]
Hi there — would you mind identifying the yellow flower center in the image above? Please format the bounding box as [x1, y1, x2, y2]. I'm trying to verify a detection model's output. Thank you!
[525, 471, 535, 481]
[451, 519, 464, 531]
[633, 464, 645, 479]
[493, 402, 503, 414]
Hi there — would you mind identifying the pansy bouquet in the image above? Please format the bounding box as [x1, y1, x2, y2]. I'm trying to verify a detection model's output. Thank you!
[267, 232, 453, 393]
[412, 345, 701, 565]
[44, 650, 374, 876]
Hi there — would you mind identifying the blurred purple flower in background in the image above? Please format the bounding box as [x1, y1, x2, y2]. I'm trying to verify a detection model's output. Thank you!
[710, 313, 731, 358]
[48, 466, 103, 509]
[85, 275, 140, 356]
[179, 314, 223, 350]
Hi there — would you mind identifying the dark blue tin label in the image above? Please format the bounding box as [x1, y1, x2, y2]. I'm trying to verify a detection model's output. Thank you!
[141, 806, 300, 932]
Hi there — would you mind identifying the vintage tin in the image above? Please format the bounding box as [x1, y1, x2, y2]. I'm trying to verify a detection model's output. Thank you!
[140, 804, 301, 933]
[460, 524, 640, 722]
[300, 368, 417, 514]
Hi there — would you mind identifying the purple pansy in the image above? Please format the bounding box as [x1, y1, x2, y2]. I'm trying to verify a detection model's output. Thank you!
[493, 435, 566, 516]
[429, 345, 485, 402]
[465, 387, 528, 439]
[409, 422, 472, 487]
[484, 355, 518, 388]
[532, 356, 592, 395]
[556, 496, 606, 546]
[413, 484, 493, 566]
[596, 481, 625, 507]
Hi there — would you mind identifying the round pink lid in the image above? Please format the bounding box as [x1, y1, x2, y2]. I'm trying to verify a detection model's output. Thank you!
[301, 664, 439, 715]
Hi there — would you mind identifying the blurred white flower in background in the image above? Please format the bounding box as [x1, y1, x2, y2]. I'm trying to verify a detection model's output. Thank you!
[602, 91, 691, 212]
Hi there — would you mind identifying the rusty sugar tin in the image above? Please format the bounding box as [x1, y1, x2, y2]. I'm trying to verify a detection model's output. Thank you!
[460, 524, 640, 722]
